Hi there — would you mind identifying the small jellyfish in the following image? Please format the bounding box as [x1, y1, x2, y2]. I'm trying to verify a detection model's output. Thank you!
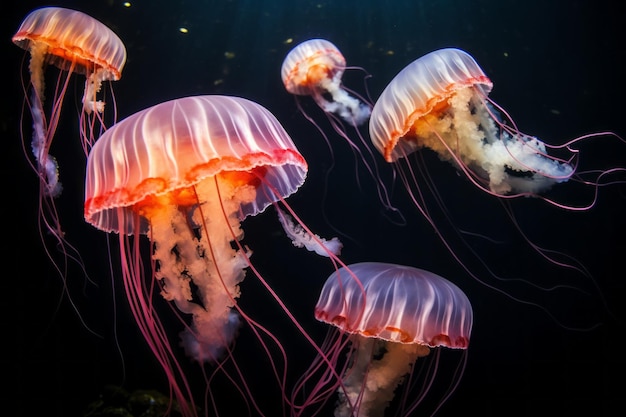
[282, 39, 402, 224]
[282, 38, 371, 126]
[12, 6, 126, 332]
[13, 7, 126, 189]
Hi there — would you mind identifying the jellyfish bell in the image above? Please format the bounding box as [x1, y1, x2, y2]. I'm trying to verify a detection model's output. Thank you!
[84, 94, 345, 416]
[293, 262, 472, 417]
[368, 48, 625, 325]
[282, 39, 402, 227]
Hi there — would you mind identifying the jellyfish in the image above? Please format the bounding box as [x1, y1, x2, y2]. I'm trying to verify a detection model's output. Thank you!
[12, 6, 126, 333]
[367, 48, 625, 322]
[281, 39, 401, 224]
[292, 262, 472, 417]
[13, 7, 126, 192]
[84, 95, 343, 416]
[369, 47, 626, 203]
[282, 38, 371, 127]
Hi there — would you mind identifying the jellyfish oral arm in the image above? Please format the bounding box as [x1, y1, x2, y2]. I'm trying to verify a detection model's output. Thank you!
[82, 68, 107, 114]
[151, 206, 207, 316]
[29, 88, 61, 197]
[276, 206, 343, 257]
[25, 42, 62, 196]
[413, 87, 574, 196]
[482, 133, 574, 195]
[314, 75, 371, 127]
[27, 43, 47, 102]
[148, 176, 254, 363]
[335, 336, 429, 417]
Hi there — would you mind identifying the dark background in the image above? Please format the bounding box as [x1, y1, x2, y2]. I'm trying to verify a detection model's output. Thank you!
[2, 1, 625, 416]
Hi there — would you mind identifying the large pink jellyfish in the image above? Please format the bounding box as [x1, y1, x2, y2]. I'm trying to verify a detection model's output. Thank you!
[281, 39, 401, 222]
[368, 48, 625, 321]
[84, 95, 343, 416]
[292, 262, 473, 417]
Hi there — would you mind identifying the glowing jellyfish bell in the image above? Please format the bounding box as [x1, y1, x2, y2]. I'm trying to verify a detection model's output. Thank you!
[293, 262, 472, 417]
[84, 95, 345, 416]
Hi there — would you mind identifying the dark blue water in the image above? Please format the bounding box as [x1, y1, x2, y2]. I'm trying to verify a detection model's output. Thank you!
[3, 1, 625, 416]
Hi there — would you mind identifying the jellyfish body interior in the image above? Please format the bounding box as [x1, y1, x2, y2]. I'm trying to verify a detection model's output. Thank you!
[311, 262, 472, 417]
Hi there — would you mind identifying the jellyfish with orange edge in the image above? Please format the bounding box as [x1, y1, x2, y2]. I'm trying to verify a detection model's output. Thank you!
[12, 6, 126, 331]
[84, 95, 347, 416]
[291, 262, 472, 417]
[368, 48, 626, 323]
[13, 6, 126, 191]
[281, 39, 402, 224]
